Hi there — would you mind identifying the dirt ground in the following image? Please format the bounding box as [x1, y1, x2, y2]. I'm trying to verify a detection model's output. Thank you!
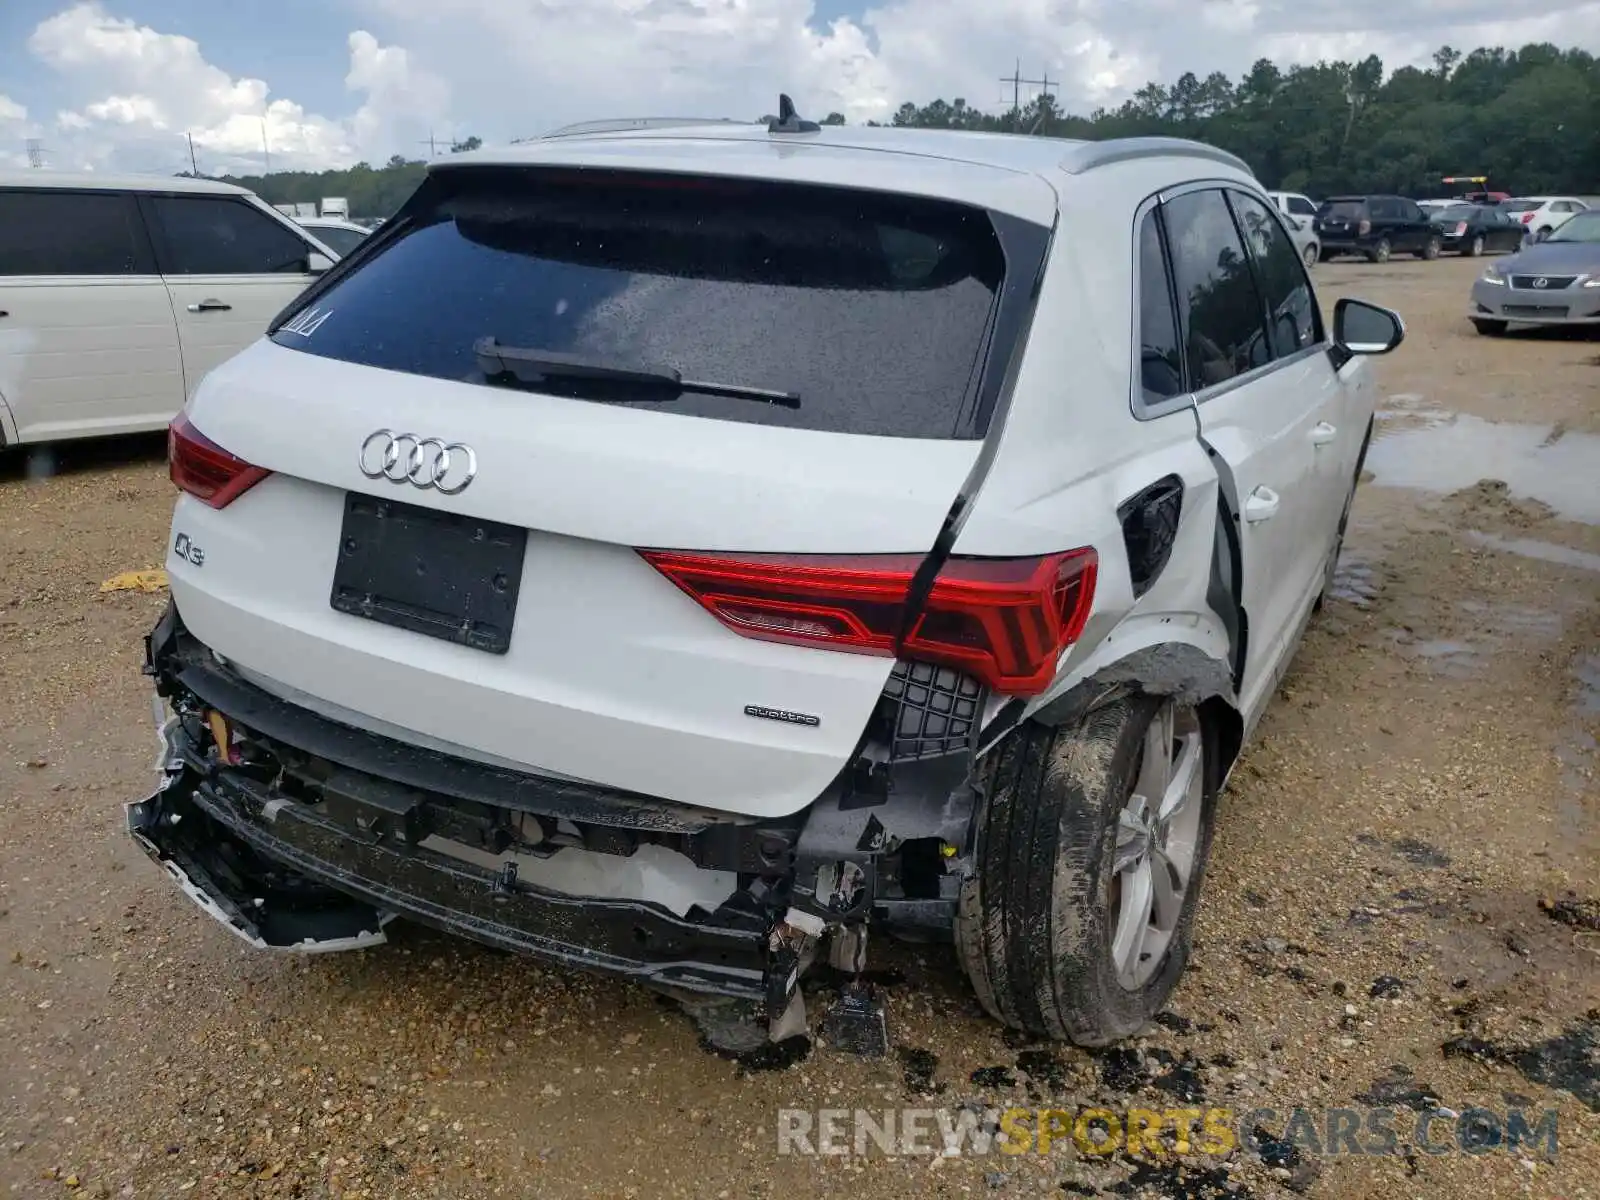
[2, 254, 1597, 1199]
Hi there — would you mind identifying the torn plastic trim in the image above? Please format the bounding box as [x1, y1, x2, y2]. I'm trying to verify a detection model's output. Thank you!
[128, 786, 392, 954]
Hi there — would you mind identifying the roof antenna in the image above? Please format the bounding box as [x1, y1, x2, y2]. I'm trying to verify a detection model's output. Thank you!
[768, 94, 821, 135]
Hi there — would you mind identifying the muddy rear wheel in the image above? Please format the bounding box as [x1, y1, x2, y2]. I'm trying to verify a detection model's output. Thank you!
[954, 696, 1218, 1045]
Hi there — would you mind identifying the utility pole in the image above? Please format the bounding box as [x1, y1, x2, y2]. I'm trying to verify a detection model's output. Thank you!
[999, 62, 1055, 132]
[187, 131, 199, 175]
[25, 138, 45, 168]
[261, 118, 271, 173]
[418, 130, 440, 158]
[1028, 69, 1057, 134]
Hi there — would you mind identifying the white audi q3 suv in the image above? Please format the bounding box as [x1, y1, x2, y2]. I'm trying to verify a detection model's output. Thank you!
[130, 104, 1403, 1046]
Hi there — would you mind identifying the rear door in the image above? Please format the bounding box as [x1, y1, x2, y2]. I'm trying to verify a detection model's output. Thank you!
[1156, 185, 1338, 712]
[141, 192, 324, 398]
[166, 164, 1051, 817]
[0, 187, 183, 442]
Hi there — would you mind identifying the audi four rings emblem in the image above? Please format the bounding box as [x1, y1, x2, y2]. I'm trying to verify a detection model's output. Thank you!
[359, 430, 477, 495]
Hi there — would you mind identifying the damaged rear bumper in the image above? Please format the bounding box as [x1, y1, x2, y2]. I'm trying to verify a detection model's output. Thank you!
[129, 602, 982, 1010]
[128, 738, 772, 998]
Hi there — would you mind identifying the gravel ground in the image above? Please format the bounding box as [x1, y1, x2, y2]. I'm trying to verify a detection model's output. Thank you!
[2, 255, 1597, 1199]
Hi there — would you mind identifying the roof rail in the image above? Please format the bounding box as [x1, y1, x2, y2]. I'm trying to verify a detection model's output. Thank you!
[1060, 137, 1254, 179]
[525, 117, 755, 142]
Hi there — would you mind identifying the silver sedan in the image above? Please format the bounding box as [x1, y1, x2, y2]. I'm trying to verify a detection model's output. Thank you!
[1469, 209, 1600, 335]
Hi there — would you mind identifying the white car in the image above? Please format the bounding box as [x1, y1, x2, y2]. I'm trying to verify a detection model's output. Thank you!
[129, 115, 1402, 1046]
[0, 172, 334, 447]
[1266, 190, 1319, 226]
[295, 217, 372, 259]
[1500, 196, 1589, 239]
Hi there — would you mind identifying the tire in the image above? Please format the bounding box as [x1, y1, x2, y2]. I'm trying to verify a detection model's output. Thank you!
[954, 696, 1218, 1046]
[1317, 249, 1333, 263]
[1536, 226, 1553, 240]
[1419, 236, 1441, 261]
[1472, 318, 1508, 337]
[1302, 243, 1319, 270]
[1466, 235, 1485, 257]
[1367, 238, 1391, 264]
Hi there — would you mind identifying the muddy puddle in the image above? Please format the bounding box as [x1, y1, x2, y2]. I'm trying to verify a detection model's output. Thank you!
[1465, 530, 1600, 574]
[1366, 411, 1600, 523]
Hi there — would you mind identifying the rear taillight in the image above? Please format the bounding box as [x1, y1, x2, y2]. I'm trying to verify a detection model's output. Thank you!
[1521, 213, 1535, 224]
[639, 548, 1098, 696]
[1358, 219, 1372, 235]
[1455, 222, 1469, 235]
[168, 412, 270, 509]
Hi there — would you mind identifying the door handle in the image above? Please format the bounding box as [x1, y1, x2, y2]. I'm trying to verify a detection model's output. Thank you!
[1244, 486, 1281, 523]
[187, 299, 232, 313]
[1310, 421, 1338, 446]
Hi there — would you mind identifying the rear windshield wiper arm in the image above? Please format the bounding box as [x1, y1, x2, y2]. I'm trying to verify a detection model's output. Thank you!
[473, 338, 800, 408]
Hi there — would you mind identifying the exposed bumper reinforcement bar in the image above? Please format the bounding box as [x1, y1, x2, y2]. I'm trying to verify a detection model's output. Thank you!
[128, 752, 770, 1000]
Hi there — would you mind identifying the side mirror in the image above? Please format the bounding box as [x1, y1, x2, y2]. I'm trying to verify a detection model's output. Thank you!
[1332, 298, 1404, 366]
[307, 251, 334, 274]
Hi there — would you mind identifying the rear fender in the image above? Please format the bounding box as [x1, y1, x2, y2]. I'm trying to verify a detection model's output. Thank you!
[978, 624, 1243, 783]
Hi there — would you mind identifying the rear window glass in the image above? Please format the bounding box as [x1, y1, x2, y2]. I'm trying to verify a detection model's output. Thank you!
[1438, 206, 1478, 221]
[1321, 201, 1366, 219]
[270, 168, 1010, 439]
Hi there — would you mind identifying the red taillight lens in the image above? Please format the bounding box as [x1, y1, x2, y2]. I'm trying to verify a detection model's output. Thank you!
[1455, 222, 1469, 235]
[1521, 213, 1535, 224]
[639, 548, 1098, 696]
[1358, 219, 1372, 235]
[168, 412, 270, 509]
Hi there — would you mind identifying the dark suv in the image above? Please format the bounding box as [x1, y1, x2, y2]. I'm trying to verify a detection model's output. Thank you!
[1316, 195, 1441, 263]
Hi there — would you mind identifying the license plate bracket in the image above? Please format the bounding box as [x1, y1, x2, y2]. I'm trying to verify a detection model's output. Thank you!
[330, 493, 527, 654]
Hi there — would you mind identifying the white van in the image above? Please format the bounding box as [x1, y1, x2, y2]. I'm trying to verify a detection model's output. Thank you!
[0, 172, 337, 447]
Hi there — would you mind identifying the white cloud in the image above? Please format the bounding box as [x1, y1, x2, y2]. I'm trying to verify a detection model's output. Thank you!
[10, 0, 1600, 173]
[25, 2, 448, 173]
[0, 95, 26, 124]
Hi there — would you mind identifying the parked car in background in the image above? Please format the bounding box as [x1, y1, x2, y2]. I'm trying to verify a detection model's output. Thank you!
[1498, 197, 1589, 239]
[296, 217, 372, 258]
[127, 119, 1404, 1048]
[1267, 190, 1318, 224]
[1469, 208, 1600, 335]
[1315, 195, 1441, 262]
[1428, 203, 1528, 257]
[1284, 211, 1321, 269]
[0, 171, 334, 447]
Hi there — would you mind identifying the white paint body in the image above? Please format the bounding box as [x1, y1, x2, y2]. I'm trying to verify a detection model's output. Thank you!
[160, 126, 1383, 821]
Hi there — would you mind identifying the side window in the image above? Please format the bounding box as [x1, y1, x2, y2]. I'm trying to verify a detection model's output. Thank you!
[0, 189, 150, 276]
[1368, 198, 1394, 221]
[1402, 202, 1425, 222]
[1227, 191, 1322, 358]
[148, 196, 312, 275]
[1289, 196, 1318, 218]
[1136, 209, 1185, 405]
[1162, 189, 1271, 390]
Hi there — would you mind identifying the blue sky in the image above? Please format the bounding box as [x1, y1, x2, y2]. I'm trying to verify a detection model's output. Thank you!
[2, 1, 1596, 173]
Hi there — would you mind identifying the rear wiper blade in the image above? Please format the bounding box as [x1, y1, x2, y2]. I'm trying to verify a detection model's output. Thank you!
[473, 338, 800, 408]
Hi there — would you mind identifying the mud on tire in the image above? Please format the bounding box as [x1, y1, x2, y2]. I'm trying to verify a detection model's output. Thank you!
[954, 695, 1219, 1045]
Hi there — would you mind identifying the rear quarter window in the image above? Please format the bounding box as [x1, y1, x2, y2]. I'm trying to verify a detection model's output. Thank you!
[270, 168, 1014, 439]
[1323, 201, 1366, 220]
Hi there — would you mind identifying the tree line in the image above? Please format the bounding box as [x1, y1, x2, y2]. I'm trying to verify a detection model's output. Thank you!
[879, 44, 1599, 198]
[218, 43, 1598, 216]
